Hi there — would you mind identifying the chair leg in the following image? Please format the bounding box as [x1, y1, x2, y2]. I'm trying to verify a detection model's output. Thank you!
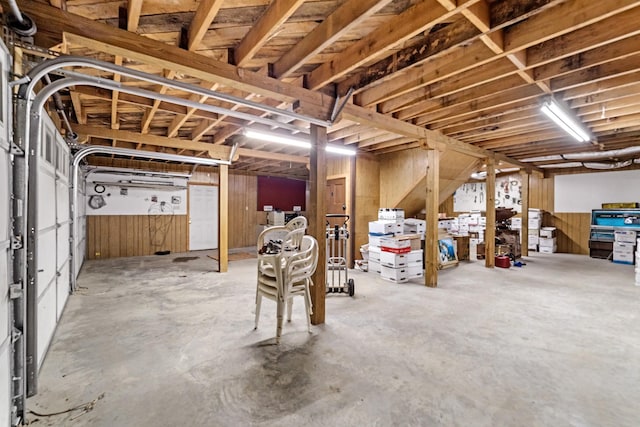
[276, 298, 284, 344]
[254, 293, 262, 330]
[287, 297, 293, 322]
[303, 286, 312, 333]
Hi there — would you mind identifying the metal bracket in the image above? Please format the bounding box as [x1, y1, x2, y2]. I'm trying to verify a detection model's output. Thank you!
[10, 235, 23, 250]
[10, 142, 24, 156]
[11, 327, 22, 344]
[9, 283, 23, 299]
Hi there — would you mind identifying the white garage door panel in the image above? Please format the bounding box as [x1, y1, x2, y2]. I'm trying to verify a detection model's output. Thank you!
[37, 229, 57, 297]
[0, 253, 8, 343]
[57, 223, 69, 269]
[0, 153, 8, 242]
[0, 341, 10, 427]
[37, 284, 57, 368]
[38, 166, 56, 230]
[56, 180, 69, 221]
[56, 262, 69, 320]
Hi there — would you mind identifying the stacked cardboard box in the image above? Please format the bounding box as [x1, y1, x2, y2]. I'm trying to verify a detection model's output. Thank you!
[527, 209, 543, 251]
[403, 218, 426, 240]
[613, 230, 636, 264]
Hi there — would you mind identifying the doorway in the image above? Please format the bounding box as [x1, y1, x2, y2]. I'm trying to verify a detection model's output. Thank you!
[189, 184, 219, 251]
[326, 178, 346, 227]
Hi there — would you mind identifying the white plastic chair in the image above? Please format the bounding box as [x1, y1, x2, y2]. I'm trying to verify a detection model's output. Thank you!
[255, 235, 318, 343]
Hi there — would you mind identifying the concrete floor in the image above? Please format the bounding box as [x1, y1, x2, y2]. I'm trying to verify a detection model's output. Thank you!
[28, 251, 640, 426]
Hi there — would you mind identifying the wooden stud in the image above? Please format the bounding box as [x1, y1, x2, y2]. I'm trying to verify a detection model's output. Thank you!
[485, 157, 496, 267]
[309, 124, 327, 325]
[218, 164, 229, 272]
[425, 146, 440, 287]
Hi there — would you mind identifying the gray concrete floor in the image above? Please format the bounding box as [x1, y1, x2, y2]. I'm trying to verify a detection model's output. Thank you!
[28, 251, 640, 426]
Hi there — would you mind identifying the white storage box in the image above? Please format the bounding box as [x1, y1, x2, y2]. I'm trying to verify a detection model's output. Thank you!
[539, 237, 557, 247]
[539, 227, 557, 238]
[369, 220, 402, 234]
[528, 243, 538, 251]
[528, 228, 539, 236]
[528, 218, 542, 229]
[378, 208, 404, 221]
[529, 209, 542, 219]
[407, 264, 423, 278]
[369, 233, 394, 247]
[615, 230, 637, 243]
[614, 241, 635, 254]
[369, 259, 382, 273]
[368, 245, 381, 262]
[403, 218, 426, 234]
[613, 251, 634, 264]
[510, 217, 522, 229]
[539, 245, 557, 253]
[379, 236, 412, 250]
[406, 249, 423, 265]
[528, 235, 540, 245]
[381, 265, 408, 283]
[380, 251, 409, 268]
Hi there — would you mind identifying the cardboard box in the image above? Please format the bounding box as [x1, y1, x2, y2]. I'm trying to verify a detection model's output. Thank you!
[528, 228, 539, 236]
[539, 245, 557, 253]
[614, 230, 637, 243]
[613, 251, 634, 264]
[539, 227, 557, 238]
[406, 249, 423, 265]
[369, 233, 394, 247]
[380, 251, 409, 268]
[528, 218, 542, 229]
[528, 235, 539, 245]
[368, 245, 381, 262]
[369, 220, 402, 235]
[379, 236, 411, 250]
[381, 265, 408, 283]
[529, 209, 542, 219]
[378, 208, 405, 221]
[368, 259, 382, 273]
[613, 241, 635, 254]
[511, 217, 522, 229]
[539, 237, 557, 247]
[407, 264, 423, 278]
[403, 218, 426, 234]
[528, 243, 538, 251]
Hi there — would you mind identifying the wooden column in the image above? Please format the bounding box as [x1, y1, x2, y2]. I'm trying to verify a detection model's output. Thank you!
[309, 124, 327, 324]
[520, 169, 530, 257]
[218, 164, 229, 272]
[425, 148, 440, 287]
[485, 158, 496, 268]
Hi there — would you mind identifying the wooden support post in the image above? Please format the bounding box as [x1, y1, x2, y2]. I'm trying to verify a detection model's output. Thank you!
[485, 158, 496, 267]
[309, 124, 327, 324]
[218, 164, 229, 272]
[520, 169, 530, 257]
[349, 154, 357, 269]
[425, 148, 439, 287]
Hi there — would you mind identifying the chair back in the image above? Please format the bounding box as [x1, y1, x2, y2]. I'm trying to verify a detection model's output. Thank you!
[285, 216, 307, 231]
[282, 227, 305, 251]
[285, 235, 318, 289]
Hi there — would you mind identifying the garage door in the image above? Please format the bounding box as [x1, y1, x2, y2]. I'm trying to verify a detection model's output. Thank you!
[0, 39, 12, 427]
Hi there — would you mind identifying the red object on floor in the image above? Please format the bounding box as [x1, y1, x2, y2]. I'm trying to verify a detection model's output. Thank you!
[495, 255, 511, 268]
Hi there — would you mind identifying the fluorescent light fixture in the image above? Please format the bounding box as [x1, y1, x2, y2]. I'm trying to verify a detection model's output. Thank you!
[244, 129, 356, 156]
[540, 98, 591, 142]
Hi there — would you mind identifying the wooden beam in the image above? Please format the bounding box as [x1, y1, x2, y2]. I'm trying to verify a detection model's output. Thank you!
[234, 0, 306, 67]
[72, 124, 232, 159]
[425, 147, 439, 287]
[309, 124, 327, 325]
[306, 0, 456, 89]
[485, 158, 496, 267]
[236, 147, 308, 164]
[187, 0, 224, 51]
[520, 170, 530, 257]
[127, 0, 143, 32]
[271, 0, 393, 78]
[218, 164, 229, 272]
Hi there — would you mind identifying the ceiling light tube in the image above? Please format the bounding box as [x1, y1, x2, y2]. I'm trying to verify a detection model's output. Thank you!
[540, 98, 591, 142]
[245, 129, 356, 156]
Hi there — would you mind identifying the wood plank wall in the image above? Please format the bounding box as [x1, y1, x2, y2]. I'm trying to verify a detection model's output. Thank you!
[87, 214, 188, 259]
[229, 173, 258, 249]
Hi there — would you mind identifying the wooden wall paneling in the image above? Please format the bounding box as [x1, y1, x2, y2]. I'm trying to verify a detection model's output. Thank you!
[354, 154, 380, 257]
[327, 155, 353, 264]
[227, 173, 258, 249]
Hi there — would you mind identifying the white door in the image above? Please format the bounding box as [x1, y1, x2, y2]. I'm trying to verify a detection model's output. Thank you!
[189, 185, 218, 251]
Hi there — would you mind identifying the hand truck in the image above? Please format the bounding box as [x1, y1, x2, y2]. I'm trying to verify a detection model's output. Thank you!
[326, 214, 355, 296]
